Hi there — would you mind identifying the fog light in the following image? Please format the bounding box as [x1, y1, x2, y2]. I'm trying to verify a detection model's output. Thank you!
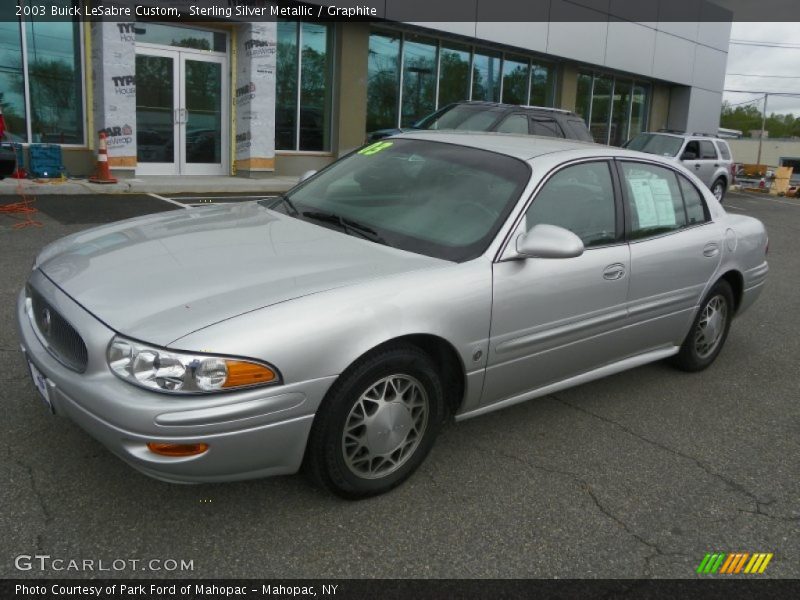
[147, 442, 209, 457]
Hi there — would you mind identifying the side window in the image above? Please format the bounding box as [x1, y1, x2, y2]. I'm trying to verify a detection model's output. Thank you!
[525, 161, 617, 248]
[699, 140, 717, 159]
[683, 141, 700, 158]
[620, 162, 687, 239]
[678, 174, 710, 225]
[716, 141, 732, 160]
[496, 114, 530, 135]
[530, 118, 564, 138]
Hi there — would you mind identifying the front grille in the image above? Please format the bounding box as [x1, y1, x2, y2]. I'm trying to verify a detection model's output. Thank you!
[27, 285, 88, 373]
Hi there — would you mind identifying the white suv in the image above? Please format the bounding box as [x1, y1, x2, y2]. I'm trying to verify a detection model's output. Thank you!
[624, 131, 733, 202]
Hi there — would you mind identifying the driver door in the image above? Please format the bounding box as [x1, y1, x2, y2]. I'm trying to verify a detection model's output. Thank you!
[481, 160, 631, 407]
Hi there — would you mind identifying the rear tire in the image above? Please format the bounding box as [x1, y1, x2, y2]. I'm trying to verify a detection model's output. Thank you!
[304, 344, 444, 499]
[711, 178, 726, 203]
[671, 280, 734, 372]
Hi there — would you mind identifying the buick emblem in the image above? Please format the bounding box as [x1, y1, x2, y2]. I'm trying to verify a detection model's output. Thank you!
[41, 308, 52, 335]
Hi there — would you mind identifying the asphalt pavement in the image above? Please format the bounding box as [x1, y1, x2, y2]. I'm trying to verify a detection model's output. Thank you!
[1, 191, 798, 579]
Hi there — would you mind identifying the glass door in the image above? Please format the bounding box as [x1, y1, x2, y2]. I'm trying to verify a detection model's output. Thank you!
[136, 47, 228, 175]
[136, 48, 178, 175]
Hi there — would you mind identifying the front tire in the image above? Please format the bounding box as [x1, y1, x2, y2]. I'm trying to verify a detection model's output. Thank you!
[711, 178, 726, 203]
[304, 344, 444, 499]
[671, 280, 734, 372]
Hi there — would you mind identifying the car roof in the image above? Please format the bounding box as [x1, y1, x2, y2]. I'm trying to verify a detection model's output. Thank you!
[449, 101, 575, 115]
[640, 130, 728, 143]
[393, 130, 601, 160]
[392, 130, 698, 166]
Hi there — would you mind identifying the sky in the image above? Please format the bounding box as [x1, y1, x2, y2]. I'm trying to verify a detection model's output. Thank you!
[724, 23, 800, 116]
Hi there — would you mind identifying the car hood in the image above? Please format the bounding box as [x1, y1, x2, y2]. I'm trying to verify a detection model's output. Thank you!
[37, 202, 446, 346]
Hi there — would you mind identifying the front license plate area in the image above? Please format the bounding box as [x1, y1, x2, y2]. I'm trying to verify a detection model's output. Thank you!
[28, 360, 54, 413]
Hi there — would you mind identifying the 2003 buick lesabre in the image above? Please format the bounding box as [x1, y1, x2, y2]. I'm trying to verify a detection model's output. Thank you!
[17, 132, 768, 498]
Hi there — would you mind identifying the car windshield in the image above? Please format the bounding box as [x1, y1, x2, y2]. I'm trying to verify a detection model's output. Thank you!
[625, 133, 684, 157]
[261, 139, 530, 262]
[416, 104, 505, 132]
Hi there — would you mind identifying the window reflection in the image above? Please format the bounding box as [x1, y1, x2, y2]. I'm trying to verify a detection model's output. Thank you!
[610, 79, 632, 146]
[300, 22, 333, 151]
[401, 36, 437, 127]
[367, 33, 400, 131]
[590, 75, 612, 144]
[25, 7, 83, 144]
[276, 21, 298, 151]
[501, 57, 528, 105]
[472, 52, 501, 102]
[530, 62, 555, 107]
[629, 83, 649, 139]
[438, 44, 470, 107]
[578, 71, 650, 145]
[0, 21, 26, 142]
[136, 23, 226, 52]
[575, 73, 592, 122]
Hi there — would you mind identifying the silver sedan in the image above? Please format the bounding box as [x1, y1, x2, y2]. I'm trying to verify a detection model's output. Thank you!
[17, 132, 769, 498]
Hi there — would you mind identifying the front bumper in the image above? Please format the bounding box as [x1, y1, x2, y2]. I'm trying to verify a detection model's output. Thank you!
[17, 271, 336, 483]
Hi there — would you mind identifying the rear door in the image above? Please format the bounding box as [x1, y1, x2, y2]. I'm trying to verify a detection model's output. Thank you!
[617, 159, 724, 347]
[696, 140, 720, 186]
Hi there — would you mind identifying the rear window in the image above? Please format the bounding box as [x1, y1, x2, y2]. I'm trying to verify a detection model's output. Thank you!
[699, 140, 717, 160]
[715, 141, 731, 160]
[566, 119, 594, 142]
[418, 105, 504, 132]
[626, 133, 683, 157]
[531, 118, 565, 138]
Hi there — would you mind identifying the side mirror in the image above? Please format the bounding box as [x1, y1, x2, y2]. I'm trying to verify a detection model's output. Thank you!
[299, 169, 317, 183]
[681, 150, 697, 161]
[516, 224, 584, 259]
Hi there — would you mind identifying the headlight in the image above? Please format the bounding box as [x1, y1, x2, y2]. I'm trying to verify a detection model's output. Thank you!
[107, 336, 279, 394]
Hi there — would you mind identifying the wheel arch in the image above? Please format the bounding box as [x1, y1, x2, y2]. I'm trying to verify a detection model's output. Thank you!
[718, 269, 744, 312]
[335, 333, 467, 419]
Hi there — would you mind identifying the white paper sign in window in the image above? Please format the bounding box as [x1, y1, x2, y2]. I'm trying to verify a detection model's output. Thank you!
[629, 178, 676, 229]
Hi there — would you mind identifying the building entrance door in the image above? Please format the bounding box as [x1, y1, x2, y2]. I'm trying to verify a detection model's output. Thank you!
[135, 46, 228, 175]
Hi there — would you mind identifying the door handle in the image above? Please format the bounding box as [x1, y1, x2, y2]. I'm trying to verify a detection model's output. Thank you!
[694, 164, 701, 169]
[714, 163, 720, 167]
[703, 243, 720, 257]
[603, 263, 626, 280]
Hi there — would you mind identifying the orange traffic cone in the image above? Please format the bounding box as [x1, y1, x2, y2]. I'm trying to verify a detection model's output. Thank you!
[89, 132, 118, 184]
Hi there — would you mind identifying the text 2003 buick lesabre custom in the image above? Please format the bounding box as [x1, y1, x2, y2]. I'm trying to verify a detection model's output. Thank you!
[17, 132, 768, 498]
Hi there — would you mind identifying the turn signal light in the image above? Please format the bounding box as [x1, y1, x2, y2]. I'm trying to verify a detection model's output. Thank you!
[147, 442, 209, 457]
[222, 360, 276, 388]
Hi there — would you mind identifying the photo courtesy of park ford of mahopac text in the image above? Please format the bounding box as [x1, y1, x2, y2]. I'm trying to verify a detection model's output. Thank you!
[1, 0, 800, 599]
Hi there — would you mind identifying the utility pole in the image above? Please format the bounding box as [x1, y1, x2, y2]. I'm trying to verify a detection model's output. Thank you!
[757, 93, 768, 165]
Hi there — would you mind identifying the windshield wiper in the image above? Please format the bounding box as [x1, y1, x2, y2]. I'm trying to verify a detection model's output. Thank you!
[302, 210, 388, 246]
[264, 194, 298, 216]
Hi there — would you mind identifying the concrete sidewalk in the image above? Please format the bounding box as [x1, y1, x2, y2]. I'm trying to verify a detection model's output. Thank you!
[0, 175, 299, 196]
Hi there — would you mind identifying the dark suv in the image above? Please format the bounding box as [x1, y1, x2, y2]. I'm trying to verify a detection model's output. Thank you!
[367, 101, 595, 143]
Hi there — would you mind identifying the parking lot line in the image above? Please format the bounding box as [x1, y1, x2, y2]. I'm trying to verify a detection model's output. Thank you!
[146, 192, 190, 209]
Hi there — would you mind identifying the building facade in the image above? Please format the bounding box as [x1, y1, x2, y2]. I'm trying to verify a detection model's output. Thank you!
[0, 0, 732, 179]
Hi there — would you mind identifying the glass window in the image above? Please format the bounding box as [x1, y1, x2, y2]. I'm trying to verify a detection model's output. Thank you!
[590, 75, 612, 144]
[716, 141, 731, 160]
[678, 175, 709, 225]
[699, 140, 717, 159]
[269, 138, 530, 263]
[26, 15, 83, 144]
[501, 56, 528, 105]
[0, 21, 26, 142]
[610, 79, 632, 146]
[367, 33, 400, 131]
[525, 162, 618, 247]
[629, 83, 649, 139]
[134, 23, 226, 52]
[438, 44, 470, 107]
[276, 21, 334, 151]
[621, 162, 687, 239]
[401, 36, 437, 127]
[625, 133, 683, 157]
[575, 73, 592, 123]
[496, 114, 529, 134]
[275, 21, 298, 151]
[531, 118, 564, 138]
[472, 51, 501, 102]
[299, 22, 333, 151]
[418, 103, 504, 131]
[530, 62, 555, 107]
